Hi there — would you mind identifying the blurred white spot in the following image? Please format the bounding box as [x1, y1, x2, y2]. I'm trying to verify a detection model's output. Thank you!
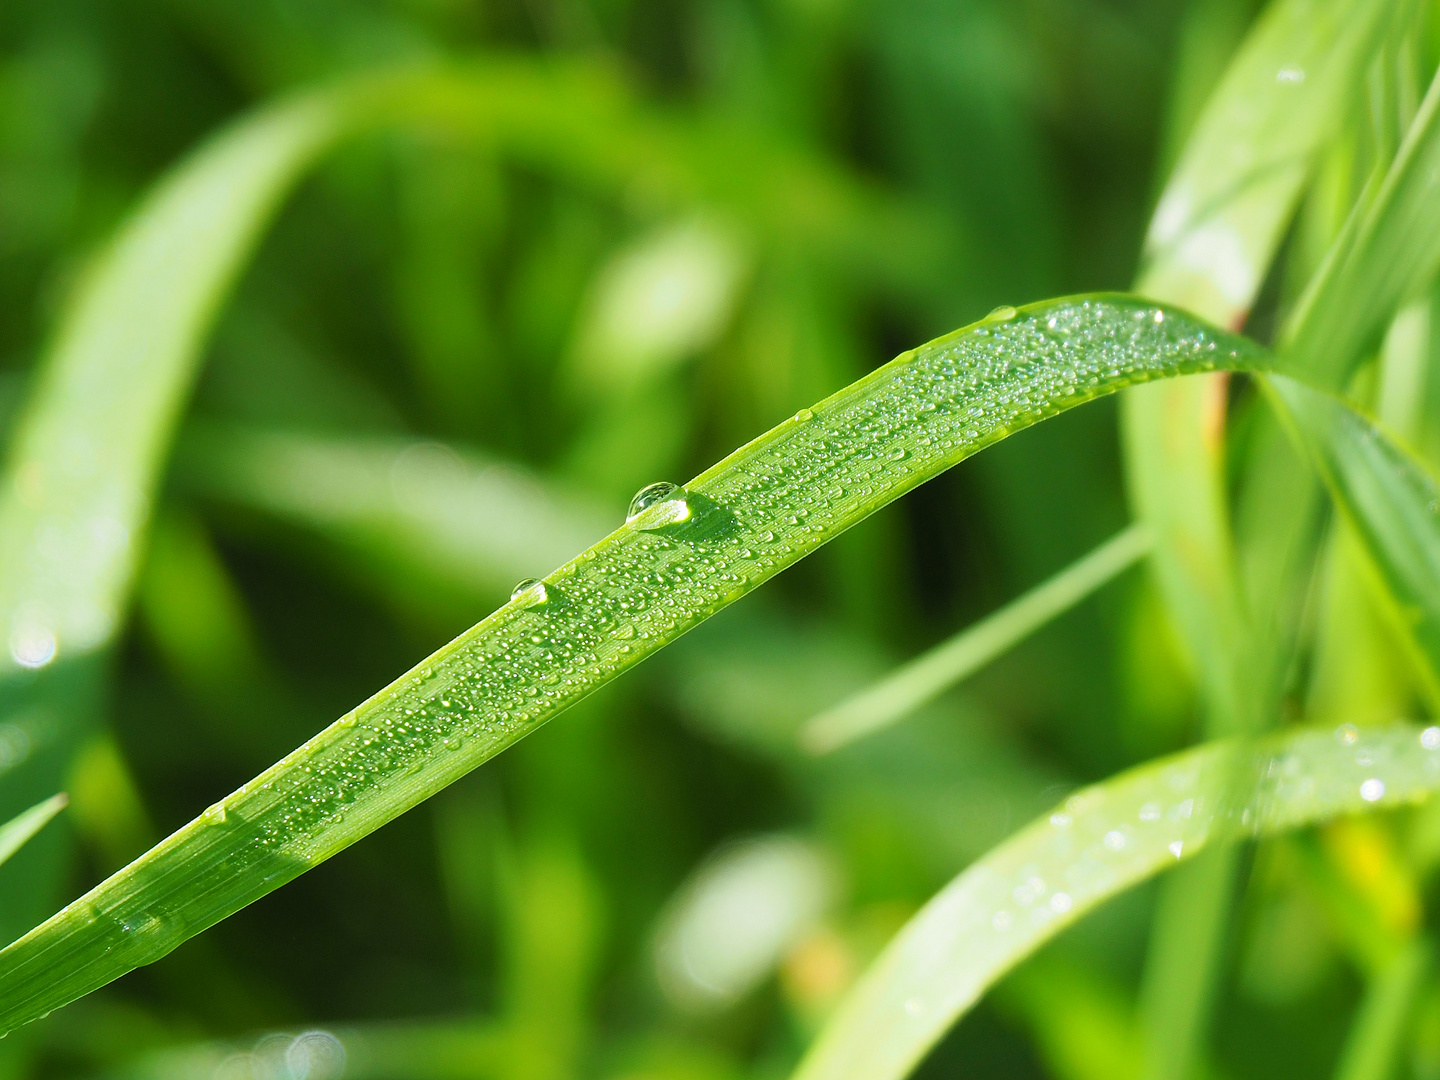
[573, 217, 748, 392]
[1049, 892, 1072, 914]
[1360, 778, 1385, 803]
[1049, 812, 1071, 829]
[287, 1031, 346, 1080]
[1336, 723, 1359, 745]
[1139, 803, 1160, 822]
[9, 626, 56, 668]
[654, 835, 837, 1013]
[1276, 67, 1305, 84]
[1421, 727, 1440, 750]
[1104, 830, 1126, 851]
[992, 910, 1013, 931]
[1174, 222, 1257, 307]
[1169, 841, 1184, 859]
[904, 997, 925, 1016]
[1150, 187, 1192, 245]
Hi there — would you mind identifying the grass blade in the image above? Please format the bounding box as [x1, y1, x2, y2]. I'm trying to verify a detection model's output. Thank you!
[788, 722, 1440, 1080]
[1286, 63, 1440, 391]
[0, 295, 1273, 1033]
[799, 525, 1150, 754]
[0, 795, 68, 871]
[1331, 938, 1430, 1080]
[0, 93, 343, 681]
[1268, 377, 1440, 706]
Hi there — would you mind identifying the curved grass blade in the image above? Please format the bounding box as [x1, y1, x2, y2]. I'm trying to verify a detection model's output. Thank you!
[788, 721, 1440, 1080]
[0, 295, 1273, 1033]
[0, 795, 68, 871]
[0, 93, 345, 681]
[175, 424, 612, 616]
[799, 525, 1150, 754]
[1267, 376, 1440, 707]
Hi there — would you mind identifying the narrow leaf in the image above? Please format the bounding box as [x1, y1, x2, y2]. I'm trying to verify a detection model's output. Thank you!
[789, 722, 1440, 1080]
[0, 795, 69, 871]
[0, 296, 1272, 1033]
[800, 525, 1150, 754]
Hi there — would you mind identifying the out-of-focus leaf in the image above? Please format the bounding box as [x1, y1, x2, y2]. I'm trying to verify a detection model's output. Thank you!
[0, 794, 67, 871]
[799, 525, 1148, 754]
[789, 722, 1440, 1080]
[1123, 3, 1398, 1077]
[177, 424, 611, 615]
[1286, 64, 1440, 391]
[0, 295, 1274, 1032]
[653, 835, 837, 1013]
[1331, 938, 1430, 1080]
[1268, 377, 1440, 707]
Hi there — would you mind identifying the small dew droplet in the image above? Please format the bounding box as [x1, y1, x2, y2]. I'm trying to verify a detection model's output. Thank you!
[1422, 726, 1440, 750]
[1276, 66, 1305, 84]
[1336, 723, 1359, 746]
[1360, 778, 1385, 802]
[510, 579, 549, 607]
[985, 305, 1018, 323]
[626, 482, 692, 530]
[794, 408, 814, 422]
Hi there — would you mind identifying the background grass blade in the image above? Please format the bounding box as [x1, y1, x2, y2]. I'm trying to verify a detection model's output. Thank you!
[0, 295, 1271, 1034]
[1331, 938, 1430, 1080]
[799, 525, 1150, 754]
[0, 795, 68, 871]
[1122, 3, 1400, 1076]
[789, 721, 1440, 1080]
[1268, 377, 1440, 705]
[1286, 63, 1440, 391]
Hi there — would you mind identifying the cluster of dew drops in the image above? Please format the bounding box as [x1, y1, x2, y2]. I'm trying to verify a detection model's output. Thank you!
[206, 299, 1256, 861]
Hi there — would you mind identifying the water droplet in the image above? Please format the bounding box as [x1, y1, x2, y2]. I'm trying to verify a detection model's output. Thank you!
[1049, 892, 1072, 913]
[510, 579, 549, 607]
[1360, 778, 1385, 802]
[1168, 840, 1184, 858]
[1139, 803, 1160, 822]
[1336, 723, 1359, 745]
[1103, 830, 1126, 851]
[1276, 66, 1305, 84]
[904, 997, 925, 1016]
[626, 482, 692, 530]
[794, 408, 814, 422]
[1049, 812, 1072, 829]
[992, 910, 1013, 931]
[985, 305, 1018, 323]
[1422, 727, 1440, 750]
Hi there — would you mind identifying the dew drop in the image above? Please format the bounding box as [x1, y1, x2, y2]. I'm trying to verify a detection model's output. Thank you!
[510, 579, 549, 607]
[1276, 66, 1305, 84]
[1360, 778, 1385, 802]
[626, 482, 692, 530]
[1422, 727, 1440, 750]
[985, 305, 1018, 323]
[794, 408, 814, 422]
[1336, 723, 1359, 746]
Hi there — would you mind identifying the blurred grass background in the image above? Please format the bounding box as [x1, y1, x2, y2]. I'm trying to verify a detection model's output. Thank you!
[4, 1, 1409, 1078]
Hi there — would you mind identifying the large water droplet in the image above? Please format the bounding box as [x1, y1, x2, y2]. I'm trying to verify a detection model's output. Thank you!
[510, 579, 549, 607]
[626, 482, 692, 529]
[985, 305, 1018, 323]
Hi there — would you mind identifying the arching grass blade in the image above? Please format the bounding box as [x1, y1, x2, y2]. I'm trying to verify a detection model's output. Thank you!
[0, 295, 1272, 1034]
[799, 525, 1150, 754]
[788, 722, 1440, 1080]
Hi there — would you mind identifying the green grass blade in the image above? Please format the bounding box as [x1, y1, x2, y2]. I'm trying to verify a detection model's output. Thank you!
[1285, 63, 1440, 390]
[1268, 377, 1440, 706]
[175, 424, 612, 616]
[789, 721, 1440, 1080]
[0, 93, 343, 681]
[799, 525, 1150, 754]
[1124, 4, 1398, 1076]
[1331, 938, 1430, 1080]
[0, 295, 1272, 1033]
[0, 795, 68, 871]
